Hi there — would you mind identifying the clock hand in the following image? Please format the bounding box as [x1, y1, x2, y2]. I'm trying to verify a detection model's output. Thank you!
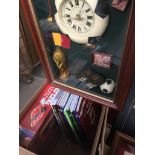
[62, 15, 79, 19]
[81, 2, 85, 9]
[62, 14, 85, 21]
[73, 17, 83, 20]
[62, 16, 78, 20]
[75, 13, 84, 21]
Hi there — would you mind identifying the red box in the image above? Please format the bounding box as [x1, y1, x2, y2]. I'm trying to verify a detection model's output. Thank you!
[92, 52, 112, 69]
[19, 85, 55, 148]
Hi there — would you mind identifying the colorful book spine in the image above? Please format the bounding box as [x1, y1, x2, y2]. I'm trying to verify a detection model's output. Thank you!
[45, 89, 69, 137]
[63, 94, 81, 145]
[43, 86, 102, 148]
[74, 98, 102, 145]
[72, 97, 90, 147]
[51, 105, 65, 134]
[57, 93, 77, 141]
[69, 95, 80, 131]
[69, 95, 84, 143]
[73, 98, 91, 146]
[56, 91, 71, 138]
[45, 89, 64, 106]
[40, 86, 60, 105]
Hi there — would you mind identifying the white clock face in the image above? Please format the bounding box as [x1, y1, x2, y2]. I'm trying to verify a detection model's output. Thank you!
[61, 0, 95, 33]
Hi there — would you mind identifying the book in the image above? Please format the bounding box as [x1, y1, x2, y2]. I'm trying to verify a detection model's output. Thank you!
[45, 88, 63, 106]
[69, 95, 80, 131]
[45, 89, 67, 136]
[74, 98, 102, 146]
[69, 96, 88, 148]
[55, 91, 71, 138]
[68, 95, 83, 143]
[56, 92, 78, 142]
[63, 94, 82, 145]
[40, 86, 60, 105]
[73, 98, 91, 145]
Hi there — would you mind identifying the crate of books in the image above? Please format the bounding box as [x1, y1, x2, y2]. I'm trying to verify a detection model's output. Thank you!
[43, 86, 102, 149]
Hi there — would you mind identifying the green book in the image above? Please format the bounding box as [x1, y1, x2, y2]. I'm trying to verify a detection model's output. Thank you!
[69, 96, 88, 148]
[63, 94, 81, 145]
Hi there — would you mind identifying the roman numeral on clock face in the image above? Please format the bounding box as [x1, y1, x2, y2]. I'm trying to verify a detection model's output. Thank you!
[78, 27, 81, 32]
[65, 14, 70, 18]
[85, 8, 90, 13]
[66, 7, 71, 11]
[82, 2, 85, 8]
[86, 21, 91, 27]
[69, 1, 74, 7]
[87, 16, 93, 20]
[75, 0, 79, 6]
[67, 19, 72, 24]
[72, 25, 77, 30]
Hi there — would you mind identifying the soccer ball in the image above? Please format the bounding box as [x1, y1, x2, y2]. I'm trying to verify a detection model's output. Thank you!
[100, 79, 115, 94]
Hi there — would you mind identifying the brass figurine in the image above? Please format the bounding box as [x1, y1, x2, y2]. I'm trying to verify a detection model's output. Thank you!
[53, 48, 69, 80]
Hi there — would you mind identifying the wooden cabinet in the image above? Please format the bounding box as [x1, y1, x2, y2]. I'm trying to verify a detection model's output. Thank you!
[20, 83, 109, 155]
[20, 0, 134, 110]
[19, 0, 134, 154]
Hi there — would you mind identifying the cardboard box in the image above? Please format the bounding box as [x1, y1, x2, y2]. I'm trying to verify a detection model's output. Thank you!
[19, 85, 55, 149]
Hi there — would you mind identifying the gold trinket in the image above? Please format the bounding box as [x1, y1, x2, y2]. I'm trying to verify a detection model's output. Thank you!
[53, 48, 69, 80]
[47, 15, 53, 22]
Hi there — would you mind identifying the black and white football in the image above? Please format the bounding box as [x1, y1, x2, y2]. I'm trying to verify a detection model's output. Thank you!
[100, 79, 115, 94]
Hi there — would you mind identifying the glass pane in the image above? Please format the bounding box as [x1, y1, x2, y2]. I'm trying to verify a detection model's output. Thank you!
[19, 29, 46, 110]
[31, 0, 133, 102]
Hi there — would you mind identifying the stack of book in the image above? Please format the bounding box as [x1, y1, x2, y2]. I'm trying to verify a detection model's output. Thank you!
[44, 87, 102, 148]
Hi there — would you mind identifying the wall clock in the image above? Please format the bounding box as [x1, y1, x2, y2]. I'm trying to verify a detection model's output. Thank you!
[55, 0, 109, 44]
